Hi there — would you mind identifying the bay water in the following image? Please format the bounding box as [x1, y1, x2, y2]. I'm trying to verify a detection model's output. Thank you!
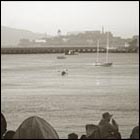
[1, 53, 139, 138]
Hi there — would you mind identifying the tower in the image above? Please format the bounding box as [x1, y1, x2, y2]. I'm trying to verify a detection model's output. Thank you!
[57, 29, 61, 36]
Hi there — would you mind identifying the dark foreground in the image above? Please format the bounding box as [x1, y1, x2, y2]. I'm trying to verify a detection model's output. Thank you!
[1, 112, 139, 139]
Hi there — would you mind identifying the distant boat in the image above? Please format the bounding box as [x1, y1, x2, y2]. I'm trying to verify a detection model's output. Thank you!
[57, 56, 66, 59]
[94, 33, 112, 67]
[61, 71, 66, 76]
[61, 69, 68, 76]
[65, 50, 78, 55]
[94, 62, 112, 66]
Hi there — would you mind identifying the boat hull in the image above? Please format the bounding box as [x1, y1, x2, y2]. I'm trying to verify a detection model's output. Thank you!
[57, 56, 66, 59]
[94, 62, 112, 66]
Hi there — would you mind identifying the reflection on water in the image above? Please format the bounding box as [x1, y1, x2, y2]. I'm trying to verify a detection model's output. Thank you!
[1, 53, 139, 138]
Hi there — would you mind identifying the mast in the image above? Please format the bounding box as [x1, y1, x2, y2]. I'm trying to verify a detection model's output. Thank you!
[96, 40, 100, 63]
[106, 32, 109, 63]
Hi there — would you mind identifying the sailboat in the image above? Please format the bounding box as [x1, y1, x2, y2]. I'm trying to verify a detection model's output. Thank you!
[94, 32, 112, 66]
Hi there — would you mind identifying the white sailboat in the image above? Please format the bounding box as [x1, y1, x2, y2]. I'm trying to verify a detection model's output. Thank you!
[94, 32, 112, 66]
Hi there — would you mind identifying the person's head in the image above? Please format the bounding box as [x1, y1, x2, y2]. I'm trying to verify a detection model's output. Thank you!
[1, 113, 7, 138]
[4, 130, 16, 139]
[85, 124, 98, 137]
[13, 116, 59, 139]
[130, 126, 139, 139]
[102, 112, 113, 122]
[80, 134, 87, 139]
[68, 133, 78, 139]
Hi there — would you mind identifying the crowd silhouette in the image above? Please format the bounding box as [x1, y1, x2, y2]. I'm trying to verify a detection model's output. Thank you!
[1, 112, 139, 139]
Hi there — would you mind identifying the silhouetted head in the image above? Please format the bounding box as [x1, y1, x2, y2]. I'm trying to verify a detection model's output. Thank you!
[80, 134, 87, 139]
[4, 130, 16, 139]
[102, 112, 113, 122]
[130, 126, 139, 139]
[1, 113, 7, 138]
[68, 133, 78, 139]
[13, 116, 59, 139]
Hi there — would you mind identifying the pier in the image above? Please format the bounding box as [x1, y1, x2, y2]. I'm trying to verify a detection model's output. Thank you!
[1, 45, 138, 54]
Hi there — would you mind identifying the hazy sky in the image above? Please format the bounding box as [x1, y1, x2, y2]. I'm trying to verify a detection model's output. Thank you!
[1, 1, 139, 38]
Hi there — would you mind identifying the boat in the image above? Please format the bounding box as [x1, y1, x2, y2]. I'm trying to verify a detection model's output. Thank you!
[57, 56, 66, 59]
[94, 62, 112, 66]
[65, 50, 78, 55]
[94, 32, 112, 67]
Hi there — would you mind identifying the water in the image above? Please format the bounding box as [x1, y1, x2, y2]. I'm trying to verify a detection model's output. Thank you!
[1, 53, 139, 139]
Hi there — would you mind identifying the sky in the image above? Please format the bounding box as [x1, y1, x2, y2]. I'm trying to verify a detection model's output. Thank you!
[1, 1, 139, 38]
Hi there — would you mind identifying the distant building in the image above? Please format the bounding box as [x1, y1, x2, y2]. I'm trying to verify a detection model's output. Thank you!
[67, 31, 85, 35]
[86, 39, 94, 44]
[84, 30, 101, 34]
[18, 29, 138, 50]
[62, 38, 69, 42]
[124, 42, 129, 48]
[19, 38, 31, 46]
[34, 39, 46, 43]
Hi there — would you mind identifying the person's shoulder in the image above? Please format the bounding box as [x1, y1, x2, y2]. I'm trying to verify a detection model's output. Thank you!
[99, 119, 104, 124]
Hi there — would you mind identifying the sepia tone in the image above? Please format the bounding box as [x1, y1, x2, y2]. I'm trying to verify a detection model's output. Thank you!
[1, 1, 139, 139]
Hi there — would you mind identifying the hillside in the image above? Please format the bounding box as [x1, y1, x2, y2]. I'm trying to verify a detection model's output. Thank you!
[1, 26, 45, 46]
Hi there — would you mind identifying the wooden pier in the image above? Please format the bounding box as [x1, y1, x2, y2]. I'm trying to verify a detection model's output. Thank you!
[1, 45, 138, 54]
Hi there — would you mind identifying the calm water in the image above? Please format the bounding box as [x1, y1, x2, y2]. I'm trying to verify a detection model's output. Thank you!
[1, 53, 139, 138]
